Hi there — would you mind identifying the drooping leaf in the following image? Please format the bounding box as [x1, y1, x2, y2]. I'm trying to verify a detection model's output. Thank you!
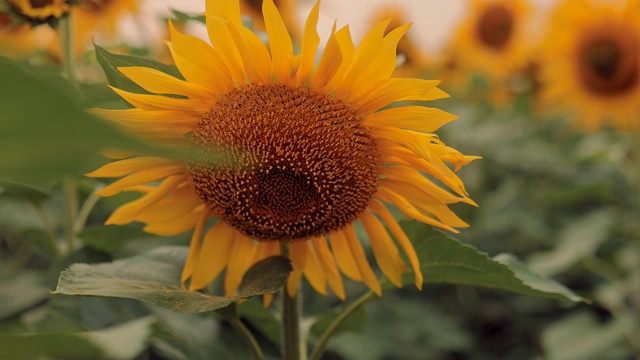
[94, 44, 184, 95]
[402, 221, 587, 302]
[53, 246, 292, 313]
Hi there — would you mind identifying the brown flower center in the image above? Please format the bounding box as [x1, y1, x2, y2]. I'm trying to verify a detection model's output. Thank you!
[188, 83, 380, 242]
[476, 4, 514, 50]
[0, 13, 12, 28]
[577, 26, 639, 96]
[29, 0, 55, 8]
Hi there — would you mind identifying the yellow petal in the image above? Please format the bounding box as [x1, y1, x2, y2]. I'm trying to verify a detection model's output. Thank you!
[295, 0, 320, 85]
[224, 233, 258, 296]
[96, 164, 185, 197]
[328, 230, 361, 281]
[228, 22, 272, 84]
[263, 0, 294, 84]
[109, 87, 210, 113]
[106, 175, 186, 225]
[292, 241, 327, 295]
[117, 67, 215, 102]
[374, 187, 457, 233]
[380, 166, 474, 205]
[89, 108, 200, 130]
[204, 0, 246, 83]
[320, 25, 355, 94]
[168, 20, 235, 92]
[181, 209, 211, 288]
[286, 269, 303, 297]
[343, 224, 381, 296]
[369, 200, 423, 289]
[364, 106, 458, 133]
[310, 23, 342, 90]
[353, 79, 441, 115]
[86, 156, 179, 178]
[359, 210, 406, 288]
[141, 205, 205, 236]
[189, 221, 236, 290]
[312, 237, 345, 300]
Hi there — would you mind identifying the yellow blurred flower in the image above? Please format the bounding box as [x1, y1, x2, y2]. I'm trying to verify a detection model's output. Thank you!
[442, 0, 532, 102]
[87, 0, 478, 301]
[539, 0, 640, 131]
[0, 11, 37, 57]
[72, 0, 139, 53]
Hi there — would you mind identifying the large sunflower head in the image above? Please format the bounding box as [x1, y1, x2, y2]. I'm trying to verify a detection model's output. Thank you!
[9, 0, 71, 26]
[538, 0, 640, 131]
[445, 0, 532, 83]
[88, 0, 478, 300]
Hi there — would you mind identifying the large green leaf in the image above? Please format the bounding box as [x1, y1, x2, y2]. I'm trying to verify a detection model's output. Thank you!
[53, 246, 292, 313]
[94, 44, 184, 95]
[402, 222, 587, 302]
[0, 271, 49, 321]
[0, 58, 166, 183]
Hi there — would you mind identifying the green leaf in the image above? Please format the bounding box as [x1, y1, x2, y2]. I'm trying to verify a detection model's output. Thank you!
[0, 317, 154, 360]
[0, 272, 49, 321]
[94, 44, 184, 95]
[0, 180, 51, 204]
[52, 246, 292, 313]
[77, 224, 153, 253]
[542, 311, 637, 360]
[309, 307, 367, 340]
[237, 299, 281, 344]
[527, 210, 613, 276]
[403, 222, 588, 302]
[0, 58, 168, 183]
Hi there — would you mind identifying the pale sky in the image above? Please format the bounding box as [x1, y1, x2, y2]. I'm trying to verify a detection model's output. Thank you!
[118, 0, 557, 52]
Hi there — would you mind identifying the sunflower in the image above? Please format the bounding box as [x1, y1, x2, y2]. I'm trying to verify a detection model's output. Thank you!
[0, 11, 37, 57]
[538, 0, 640, 131]
[239, 0, 300, 39]
[9, 0, 71, 25]
[87, 0, 478, 300]
[68, 0, 139, 56]
[368, 4, 428, 78]
[444, 0, 532, 100]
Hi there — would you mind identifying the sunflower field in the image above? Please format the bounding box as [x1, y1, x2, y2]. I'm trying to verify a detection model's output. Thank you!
[1, 0, 639, 359]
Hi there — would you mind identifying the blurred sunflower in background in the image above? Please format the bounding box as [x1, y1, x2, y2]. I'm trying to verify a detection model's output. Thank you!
[87, 0, 478, 301]
[0, 11, 37, 57]
[368, 4, 428, 78]
[443, 0, 532, 103]
[8, 0, 71, 25]
[70, 0, 139, 55]
[239, 0, 300, 39]
[538, 0, 640, 131]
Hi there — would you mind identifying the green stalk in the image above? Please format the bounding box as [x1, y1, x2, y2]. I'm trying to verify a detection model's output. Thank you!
[281, 243, 303, 360]
[58, 13, 76, 86]
[309, 290, 376, 360]
[63, 176, 78, 252]
[229, 303, 265, 360]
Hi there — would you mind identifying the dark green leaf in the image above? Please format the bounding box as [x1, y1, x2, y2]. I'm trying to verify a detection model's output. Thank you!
[238, 299, 281, 344]
[52, 247, 292, 313]
[78, 224, 152, 253]
[0, 333, 104, 360]
[0, 180, 51, 203]
[0, 272, 49, 321]
[402, 222, 587, 302]
[94, 44, 184, 95]
[309, 307, 367, 340]
[0, 58, 167, 183]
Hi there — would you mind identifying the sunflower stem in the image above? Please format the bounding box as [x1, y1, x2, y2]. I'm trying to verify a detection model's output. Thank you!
[309, 290, 376, 360]
[281, 243, 304, 360]
[72, 185, 103, 235]
[58, 13, 76, 86]
[229, 303, 265, 360]
[282, 289, 303, 360]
